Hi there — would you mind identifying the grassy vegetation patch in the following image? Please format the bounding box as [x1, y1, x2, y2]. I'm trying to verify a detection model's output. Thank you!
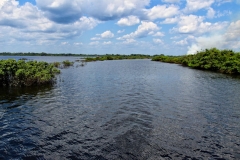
[52, 60, 75, 68]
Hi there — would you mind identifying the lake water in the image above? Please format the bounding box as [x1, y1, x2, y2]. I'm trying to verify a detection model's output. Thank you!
[0, 56, 240, 159]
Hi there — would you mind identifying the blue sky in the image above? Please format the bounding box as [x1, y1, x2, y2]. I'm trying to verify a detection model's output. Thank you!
[0, 0, 240, 55]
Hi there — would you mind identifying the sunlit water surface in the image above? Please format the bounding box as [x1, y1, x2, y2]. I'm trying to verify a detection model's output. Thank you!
[0, 57, 240, 159]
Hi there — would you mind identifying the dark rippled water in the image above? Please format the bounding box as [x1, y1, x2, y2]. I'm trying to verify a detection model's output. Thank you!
[0, 57, 240, 159]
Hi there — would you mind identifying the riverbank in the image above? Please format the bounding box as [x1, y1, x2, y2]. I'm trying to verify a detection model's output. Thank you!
[84, 54, 152, 62]
[152, 48, 240, 75]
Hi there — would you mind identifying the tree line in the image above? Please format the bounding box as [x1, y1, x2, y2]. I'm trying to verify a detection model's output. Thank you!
[84, 54, 152, 62]
[0, 52, 96, 57]
[152, 48, 240, 74]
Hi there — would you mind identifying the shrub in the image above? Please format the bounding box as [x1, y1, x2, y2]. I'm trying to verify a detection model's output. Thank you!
[0, 59, 60, 87]
[152, 48, 240, 75]
[62, 60, 74, 67]
[53, 62, 61, 68]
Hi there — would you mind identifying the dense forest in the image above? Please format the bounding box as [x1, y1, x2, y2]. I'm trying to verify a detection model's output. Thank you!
[152, 48, 240, 74]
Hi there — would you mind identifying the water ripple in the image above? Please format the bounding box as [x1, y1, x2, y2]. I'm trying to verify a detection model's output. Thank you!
[0, 60, 240, 159]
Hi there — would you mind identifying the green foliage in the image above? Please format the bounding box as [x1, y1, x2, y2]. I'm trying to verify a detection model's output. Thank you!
[53, 62, 61, 68]
[0, 59, 60, 87]
[152, 48, 240, 75]
[62, 60, 74, 67]
[51, 61, 76, 68]
[152, 54, 184, 64]
[84, 54, 152, 62]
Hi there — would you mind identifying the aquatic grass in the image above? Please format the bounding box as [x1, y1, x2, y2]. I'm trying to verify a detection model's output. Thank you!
[52, 62, 61, 68]
[62, 60, 74, 67]
[51, 61, 75, 68]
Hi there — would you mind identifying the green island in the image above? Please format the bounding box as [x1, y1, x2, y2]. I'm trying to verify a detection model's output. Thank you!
[0, 59, 60, 87]
[152, 48, 240, 74]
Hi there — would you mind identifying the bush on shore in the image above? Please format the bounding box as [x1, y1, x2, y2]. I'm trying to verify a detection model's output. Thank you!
[152, 48, 240, 74]
[0, 59, 60, 87]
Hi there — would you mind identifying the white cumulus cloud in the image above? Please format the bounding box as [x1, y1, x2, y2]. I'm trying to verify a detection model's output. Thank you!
[187, 35, 225, 54]
[103, 41, 112, 45]
[122, 39, 136, 44]
[162, 0, 180, 3]
[224, 20, 240, 41]
[153, 32, 165, 37]
[153, 38, 163, 44]
[117, 16, 140, 26]
[91, 37, 101, 41]
[207, 7, 216, 18]
[161, 17, 179, 24]
[118, 21, 159, 39]
[172, 15, 228, 34]
[187, 20, 240, 54]
[74, 42, 83, 46]
[92, 31, 114, 41]
[0, 1, 99, 44]
[61, 42, 69, 45]
[36, 0, 150, 22]
[173, 15, 204, 33]
[174, 39, 188, 46]
[84, 0, 149, 21]
[100, 30, 114, 39]
[145, 5, 179, 20]
[89, 41, 99, 45]
[117, 29, 125, 34]
[184, 0, 214, 13]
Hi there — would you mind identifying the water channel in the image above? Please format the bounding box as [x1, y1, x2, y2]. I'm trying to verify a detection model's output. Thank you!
[0, 57, 239, 159]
